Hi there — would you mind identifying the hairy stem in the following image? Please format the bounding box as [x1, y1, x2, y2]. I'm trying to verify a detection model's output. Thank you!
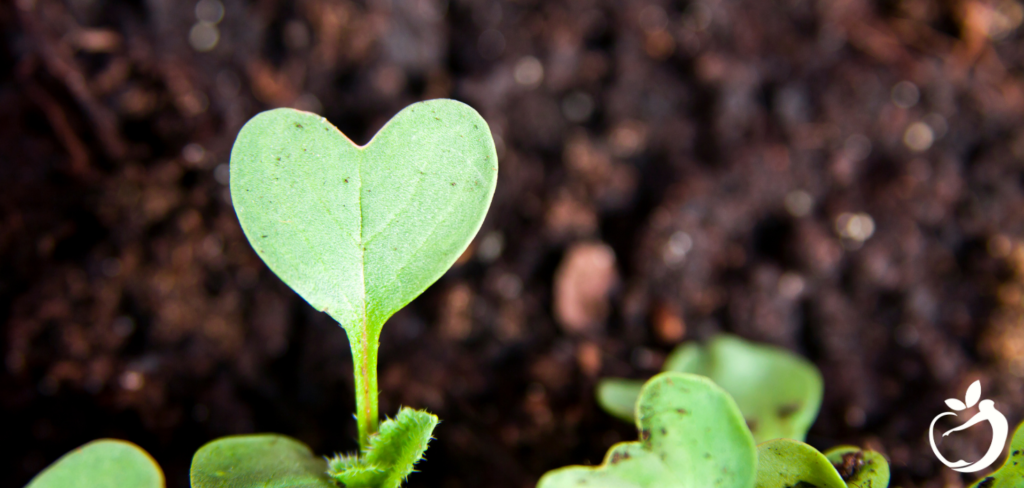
[348, 327, 379, 451]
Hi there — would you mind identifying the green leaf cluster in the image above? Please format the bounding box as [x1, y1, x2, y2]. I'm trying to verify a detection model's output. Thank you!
[25, 414, 439, 488]
[540, 372, 757, 488]
[756, 440, 889, 488]
[597, 334, 822, 443]
[540, 372, 889, 488]
[24, 100, 495, 488]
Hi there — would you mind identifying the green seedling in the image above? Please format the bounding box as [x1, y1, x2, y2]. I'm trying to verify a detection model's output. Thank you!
[755, 440, 889, 488]
[25, 439, 164, 488]
[538, 372, 759, 488]
[969, 420, 1024, 488]
[755, 439, 847, 488]
[225, 98, 497, 485]
[597, 334, 822, 442]
[22, 100, 496, 488]
[541, 372, 890, 488]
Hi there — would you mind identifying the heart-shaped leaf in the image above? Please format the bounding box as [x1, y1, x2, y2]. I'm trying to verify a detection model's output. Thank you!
[539, 372, 757, 488]
[230, 98, 497, 336]
[597, 334, 823, 443]
[26, 439, 164, 488]
[190, 434, 336, 488]
[230, 99, 497, 445]
[946, 398, 968, 411]
[824, 445, 891, 488]
[969, 420, 1024, 488]
[965, 380, 982, 408]
[755, 439, 846, 488]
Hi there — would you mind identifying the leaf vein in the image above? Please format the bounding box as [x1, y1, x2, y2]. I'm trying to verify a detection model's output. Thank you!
[361, 155, 431, 246]
[371, 196, 459, 300]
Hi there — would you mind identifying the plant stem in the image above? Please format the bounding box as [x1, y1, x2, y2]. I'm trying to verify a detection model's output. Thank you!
[349, 328, 379, 451]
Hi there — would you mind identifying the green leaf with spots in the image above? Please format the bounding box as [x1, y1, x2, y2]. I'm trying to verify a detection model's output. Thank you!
[230, 99, 497, 448]
[755, 439, 846, 488]
[190, 434, 336, 488]
[26, 439, 164, 488]
[597, 334, 822, 442]
[538, 372, 758, 488]
[969, 420, 1024, 488]
[328, 407, 439, 488]
[824, 445, 890, 488]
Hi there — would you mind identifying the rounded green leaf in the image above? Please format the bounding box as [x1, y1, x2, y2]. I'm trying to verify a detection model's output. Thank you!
[539, 372, 757, 488]
[692, 336, 822, 442]
[969, 420, 1024, 488]
[823, 445, 890, 488]
[190, 434, 336, 488]
[755, 439, 846, 488]
[26, 439, 163, 488]
[230, 99, 498, 334]
[599, 334, 823, 442]
[596, 378, 645, 423]
[662, 342, 705, 372]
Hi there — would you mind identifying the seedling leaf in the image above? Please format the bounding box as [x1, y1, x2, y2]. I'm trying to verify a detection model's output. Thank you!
[965, 380, 981, 408]
[539, 372, 757, 488]
[26, 439, 164, 488]
[230, 99, 496, 328]
[597, 334, 823, 442]
[754, 439, 846, 488]
[662, 342, 705, 372]
[596, 378, 645, 423]
[946, 398, 968, 411]
[329, 407, 439, 488]
[968, 420, 1024, 488]
[823, 445, 891, 488]
[190, 434, 336, 488]
[230, 99, 497, 447]
[327, 456, 386, 488]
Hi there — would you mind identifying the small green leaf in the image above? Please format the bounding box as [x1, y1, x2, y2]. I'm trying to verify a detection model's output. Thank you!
[969, 420, 1024, 488]
[26, 439, 164, 488]
[327, 454, 386, 488]
[755, 439, 846, 488]
[597, 334, 822, 442]
[329, 407, 438, 488]
[190, 434, 336, 488]
[539, 372, 757, 488]
[662, 342, 705, 372]
[823, 445, 891, 488]
[596, 379, 644, 423]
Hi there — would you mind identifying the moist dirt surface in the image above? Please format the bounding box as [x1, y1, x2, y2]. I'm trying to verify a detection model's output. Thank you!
[4, 1, 1024, 487]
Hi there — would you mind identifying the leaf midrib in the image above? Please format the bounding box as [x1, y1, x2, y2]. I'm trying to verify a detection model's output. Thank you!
[353, 143, 373, 434]
[357, 146, 366, 327]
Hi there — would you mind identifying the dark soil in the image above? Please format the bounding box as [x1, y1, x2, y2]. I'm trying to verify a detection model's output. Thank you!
[4, 1, 1024, 487]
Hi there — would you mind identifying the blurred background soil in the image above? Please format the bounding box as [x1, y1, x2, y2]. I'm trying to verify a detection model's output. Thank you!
[4, 0, 1024, 486]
